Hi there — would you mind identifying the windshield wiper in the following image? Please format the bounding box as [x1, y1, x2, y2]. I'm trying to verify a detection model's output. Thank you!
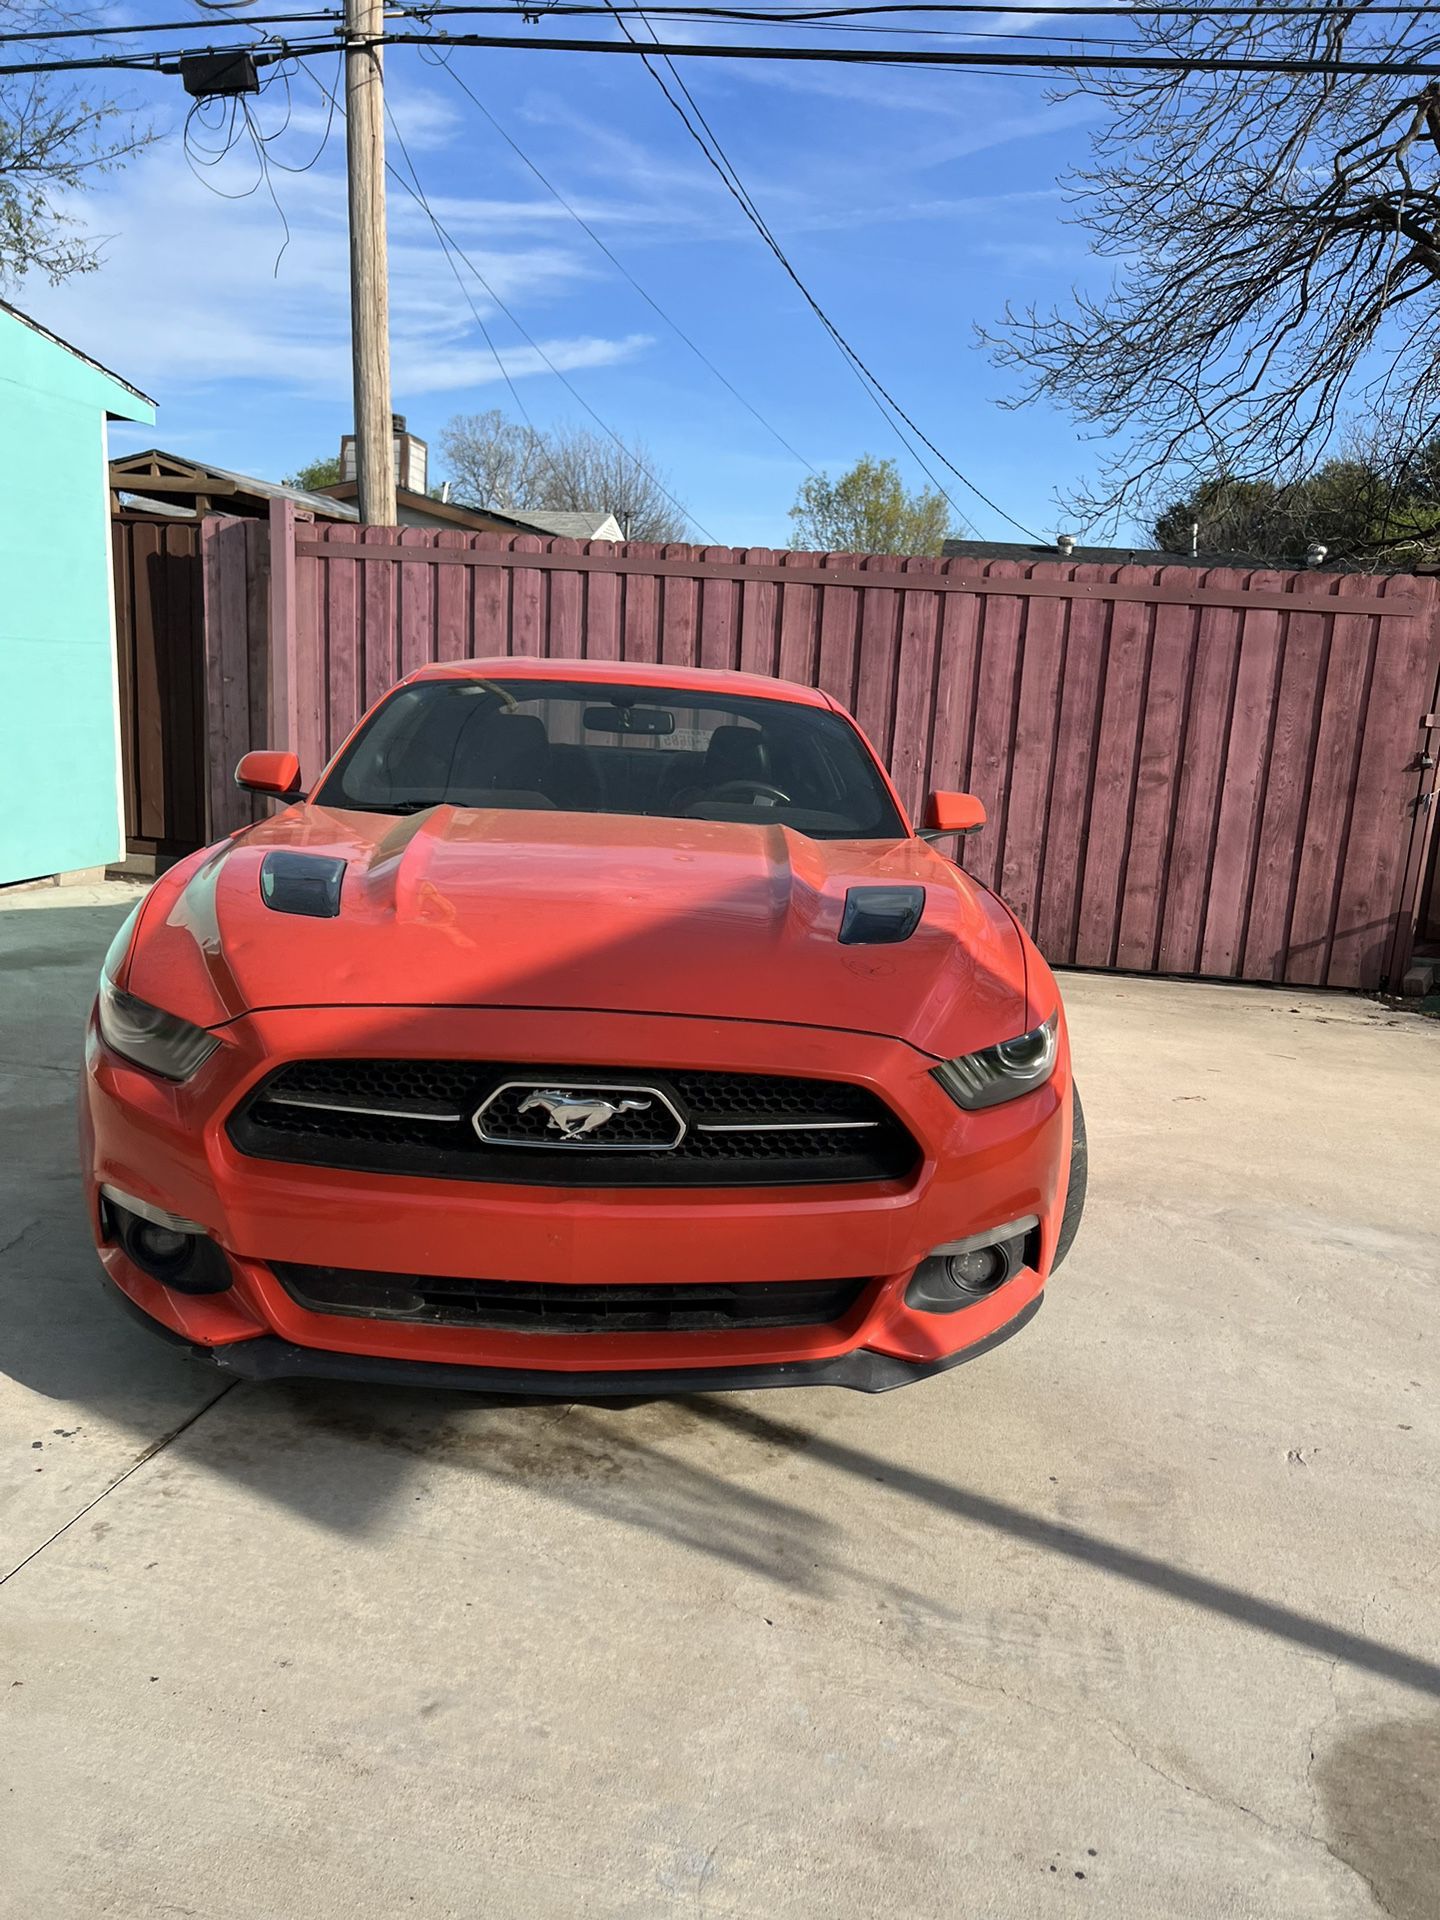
[339, 799, 443, 816]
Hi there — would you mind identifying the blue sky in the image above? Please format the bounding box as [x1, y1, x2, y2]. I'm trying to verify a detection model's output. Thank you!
[18, 10, 1114, 545]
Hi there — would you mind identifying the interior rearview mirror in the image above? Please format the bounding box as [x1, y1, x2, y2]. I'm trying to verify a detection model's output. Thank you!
[923, 791, 986, 837]
[583, 704, 676, 737]
[235, 750, 305, 801]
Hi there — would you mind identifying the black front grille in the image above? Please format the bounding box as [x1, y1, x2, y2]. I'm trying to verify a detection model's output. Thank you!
[273, 1263, 872, 1332]
[229, 1060, 918, 1187]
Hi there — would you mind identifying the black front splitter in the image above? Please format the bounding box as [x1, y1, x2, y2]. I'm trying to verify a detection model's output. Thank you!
[119, 1288, 1042, 1397]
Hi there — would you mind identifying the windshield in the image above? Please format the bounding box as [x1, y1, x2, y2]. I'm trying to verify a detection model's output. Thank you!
[314, 677, 908, 841]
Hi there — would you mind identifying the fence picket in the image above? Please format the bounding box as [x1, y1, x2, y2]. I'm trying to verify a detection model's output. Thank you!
[1001, 568, 1067, 932]
[1117, 570, 1195, 972]
[1033, 566, 1109, 965]
[1200, 573, 1287, 977]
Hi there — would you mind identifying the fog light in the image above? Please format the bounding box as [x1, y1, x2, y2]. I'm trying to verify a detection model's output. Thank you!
[904, 1215, 1038, 1314]
[101, 1186, 233, 1295]
[945, 1245, 1008, 1293]
[133, 1220, 191, 1269]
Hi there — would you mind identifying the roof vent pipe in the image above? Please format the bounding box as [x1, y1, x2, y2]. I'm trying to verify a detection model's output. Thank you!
[1056, 533, 1076, 558]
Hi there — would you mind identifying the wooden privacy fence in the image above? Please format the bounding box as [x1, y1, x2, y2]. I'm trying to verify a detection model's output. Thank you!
[112, 513, 208, 857]
[201, 503, 1440, 993]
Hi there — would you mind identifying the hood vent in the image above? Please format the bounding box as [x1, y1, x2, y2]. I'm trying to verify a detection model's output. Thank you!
[839, 885, 925, 945]
[260, 851, 346, 919]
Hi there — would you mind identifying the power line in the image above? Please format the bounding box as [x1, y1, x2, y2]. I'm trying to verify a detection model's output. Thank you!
[9, 1, 1438, 40]
[600, 0, 987, 530]
[404, 2, 1440, 15]
[0, 36, 332, 76]
[600, 0, 1041, 535]
[420, 45, 818, 473]
[3, 0, 1434, 54]
[11, 32, 1440, 81]
[365, 81, 718, 538]
[334, 34, 1440, 76]
[0, 8, 336, 46]
[378, 88, 603, 511]
[173, 31, 707, 532]
[7, 0, 1440, 37]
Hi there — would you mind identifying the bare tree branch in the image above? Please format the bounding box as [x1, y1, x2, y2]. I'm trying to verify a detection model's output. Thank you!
[439, 409, 691, 542]
[1, 2, 153, 288]
[980, 4, 1440, 531]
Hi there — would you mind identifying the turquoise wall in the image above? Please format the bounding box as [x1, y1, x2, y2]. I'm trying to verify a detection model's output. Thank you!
[0, 310, 154, 884]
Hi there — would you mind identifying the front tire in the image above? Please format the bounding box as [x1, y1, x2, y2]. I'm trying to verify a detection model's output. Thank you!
[1050, 1086, 1087, 1272]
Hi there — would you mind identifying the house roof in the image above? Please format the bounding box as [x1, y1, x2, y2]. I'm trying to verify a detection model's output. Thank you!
[110, 449, 358, 521]
[0, 297, 155, 412]
[315, 480, 500, 531]
[943, 538, 1268, 568]
[509, 508, 624, 542]
[309, 484, 624, 542]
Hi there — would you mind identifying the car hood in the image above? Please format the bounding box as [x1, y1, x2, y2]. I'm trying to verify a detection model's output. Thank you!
[128, 805, 1027, 1057]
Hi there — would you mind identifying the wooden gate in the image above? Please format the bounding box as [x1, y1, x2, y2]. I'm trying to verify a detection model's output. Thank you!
[203, 506, 1440, 992]
[111, 513, 208, 859]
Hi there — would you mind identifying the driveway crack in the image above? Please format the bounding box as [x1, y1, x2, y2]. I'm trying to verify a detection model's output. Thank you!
[0, 1221, 40, 1262]
[0, 1380, 240, 1589]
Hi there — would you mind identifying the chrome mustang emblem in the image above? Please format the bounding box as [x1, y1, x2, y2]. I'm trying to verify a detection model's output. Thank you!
[517, 1089, 654, 1140]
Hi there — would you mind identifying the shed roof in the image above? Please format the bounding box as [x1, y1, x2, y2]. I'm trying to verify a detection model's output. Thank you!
[0, 298, 154, 416]
[318, 488, 624, 542]
[110, 449, 358, 521]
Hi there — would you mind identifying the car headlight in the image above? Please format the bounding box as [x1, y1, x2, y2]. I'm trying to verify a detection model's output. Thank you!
[932, 1009, 1059, 1110]
[97, 973, 219, 1082]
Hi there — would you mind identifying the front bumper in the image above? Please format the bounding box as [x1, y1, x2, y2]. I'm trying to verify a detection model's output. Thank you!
[100, 1268, 1043, 1394]
[82, 1003, 1072, 1391]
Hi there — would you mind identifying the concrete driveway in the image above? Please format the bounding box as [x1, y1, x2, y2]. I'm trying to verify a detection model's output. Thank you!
[2, 883, 1438, 1920]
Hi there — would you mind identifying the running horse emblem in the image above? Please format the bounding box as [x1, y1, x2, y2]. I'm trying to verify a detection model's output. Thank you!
[517, 1089, 654, 1141]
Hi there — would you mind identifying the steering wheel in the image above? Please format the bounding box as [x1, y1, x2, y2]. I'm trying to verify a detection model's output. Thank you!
[701, 778, 794, 807]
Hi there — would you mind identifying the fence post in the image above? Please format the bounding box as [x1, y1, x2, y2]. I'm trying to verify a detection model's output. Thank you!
[1386, 580, 1440, 990]
[199, 514, 228, 841]
[268, 497, 298, 757]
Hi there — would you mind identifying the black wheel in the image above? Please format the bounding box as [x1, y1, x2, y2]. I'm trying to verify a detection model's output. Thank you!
[1051, 1086, 1087, 1272]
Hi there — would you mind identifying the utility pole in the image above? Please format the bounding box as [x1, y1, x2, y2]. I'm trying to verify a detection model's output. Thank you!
[344, 0, 396, 525]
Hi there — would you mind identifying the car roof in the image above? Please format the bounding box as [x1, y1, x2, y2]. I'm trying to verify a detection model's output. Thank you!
[402, 656, 833, 710]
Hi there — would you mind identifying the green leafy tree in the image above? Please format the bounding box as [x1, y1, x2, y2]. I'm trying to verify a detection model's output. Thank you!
[788, 456, 958, 555]
[1152, 477, 1288, 559]
[1153, 443, 1440, 569]
[284, 455, 342, 491]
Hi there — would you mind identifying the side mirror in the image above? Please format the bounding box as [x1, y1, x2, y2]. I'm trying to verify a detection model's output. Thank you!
[235, 750, 304, 802]
[922, 791, 986, 838]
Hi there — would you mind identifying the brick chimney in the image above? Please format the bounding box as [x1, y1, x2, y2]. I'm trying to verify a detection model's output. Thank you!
[340, 414, 427, 494]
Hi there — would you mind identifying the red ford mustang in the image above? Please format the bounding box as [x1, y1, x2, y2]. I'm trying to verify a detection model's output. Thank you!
[82, 658, 1084, 1395]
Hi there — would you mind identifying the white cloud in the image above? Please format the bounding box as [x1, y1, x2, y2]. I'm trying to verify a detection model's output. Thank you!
[508, 72, 1091, 244]
[16, 129, 651, 406]
[394, 333, 654, 395]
